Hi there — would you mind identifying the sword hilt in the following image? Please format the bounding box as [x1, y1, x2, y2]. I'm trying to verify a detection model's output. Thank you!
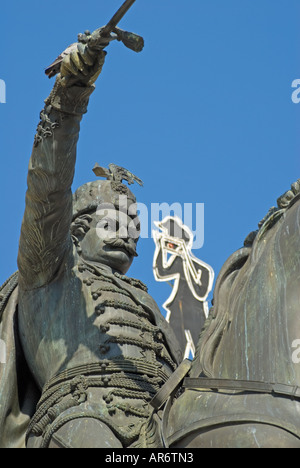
[113, 27, 144, 53]
[78, 27, 144, 54]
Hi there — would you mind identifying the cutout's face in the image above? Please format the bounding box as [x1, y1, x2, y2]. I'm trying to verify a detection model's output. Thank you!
[78, 207, 140, 274]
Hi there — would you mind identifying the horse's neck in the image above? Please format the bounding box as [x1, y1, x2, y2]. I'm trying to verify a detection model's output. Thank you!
[210, 199, 300, 386]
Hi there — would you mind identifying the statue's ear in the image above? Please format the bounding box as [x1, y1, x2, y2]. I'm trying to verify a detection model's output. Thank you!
[71, 214, 92, 241]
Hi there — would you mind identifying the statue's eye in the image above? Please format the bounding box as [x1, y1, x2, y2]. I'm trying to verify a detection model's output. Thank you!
[97, 218, 117, 232]
[98, 218, 109, 228]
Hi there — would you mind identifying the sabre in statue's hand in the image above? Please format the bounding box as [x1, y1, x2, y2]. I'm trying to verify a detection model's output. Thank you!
[45, 0, 144, 88]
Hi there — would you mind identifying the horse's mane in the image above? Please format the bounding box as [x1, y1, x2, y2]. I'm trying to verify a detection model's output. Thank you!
[193, 179, 300, 378]
[245, 180, 300, 247]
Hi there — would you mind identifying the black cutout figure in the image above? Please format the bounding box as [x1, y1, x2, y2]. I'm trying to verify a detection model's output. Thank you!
[153, 216, 214, 358]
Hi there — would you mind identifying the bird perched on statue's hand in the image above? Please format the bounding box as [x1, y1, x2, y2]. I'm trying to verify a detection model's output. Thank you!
[45, 0, 144, 83]
[45, 29, 110, 85]
[45, 43, 79, 78]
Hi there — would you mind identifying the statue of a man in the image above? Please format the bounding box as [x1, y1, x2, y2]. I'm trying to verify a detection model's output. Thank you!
[0, 39, 182, 448]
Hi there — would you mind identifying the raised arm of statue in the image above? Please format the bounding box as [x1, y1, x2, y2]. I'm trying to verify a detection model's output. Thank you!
[17, 48, 106, 290]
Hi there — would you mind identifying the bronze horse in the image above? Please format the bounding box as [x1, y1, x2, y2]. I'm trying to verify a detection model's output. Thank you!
[164, 180, 300, 448]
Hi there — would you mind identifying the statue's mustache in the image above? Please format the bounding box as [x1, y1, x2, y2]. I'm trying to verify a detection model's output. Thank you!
[103, 238, 138, 257]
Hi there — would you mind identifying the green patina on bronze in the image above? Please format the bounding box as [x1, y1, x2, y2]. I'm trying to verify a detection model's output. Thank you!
[165, 182, 300, 448]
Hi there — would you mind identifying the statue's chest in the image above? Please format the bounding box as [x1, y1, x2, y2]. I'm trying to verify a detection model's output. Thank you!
[76, 268, 161, 359]
[19, 264, 175, 387]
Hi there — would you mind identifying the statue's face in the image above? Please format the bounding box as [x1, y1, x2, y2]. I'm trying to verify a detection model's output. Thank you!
[78, 207, 140, 274]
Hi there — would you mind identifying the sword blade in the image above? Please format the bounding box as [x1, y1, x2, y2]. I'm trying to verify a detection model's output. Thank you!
[102, 0, 137, 35]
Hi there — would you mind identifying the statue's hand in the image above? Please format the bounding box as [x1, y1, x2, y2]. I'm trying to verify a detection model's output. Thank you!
[60, 45, 107, 87]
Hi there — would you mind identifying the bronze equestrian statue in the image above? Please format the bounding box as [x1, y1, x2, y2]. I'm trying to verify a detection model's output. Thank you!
[1, 1, 300, 448]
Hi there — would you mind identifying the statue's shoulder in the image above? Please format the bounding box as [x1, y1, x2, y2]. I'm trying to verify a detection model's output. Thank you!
[113, 272, 149, 293]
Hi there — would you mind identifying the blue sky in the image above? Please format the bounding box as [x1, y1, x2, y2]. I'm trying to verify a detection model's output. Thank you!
[0, 0, 299, 316]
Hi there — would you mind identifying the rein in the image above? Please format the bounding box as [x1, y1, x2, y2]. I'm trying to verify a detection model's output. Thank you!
[183, 377, 300, 400]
